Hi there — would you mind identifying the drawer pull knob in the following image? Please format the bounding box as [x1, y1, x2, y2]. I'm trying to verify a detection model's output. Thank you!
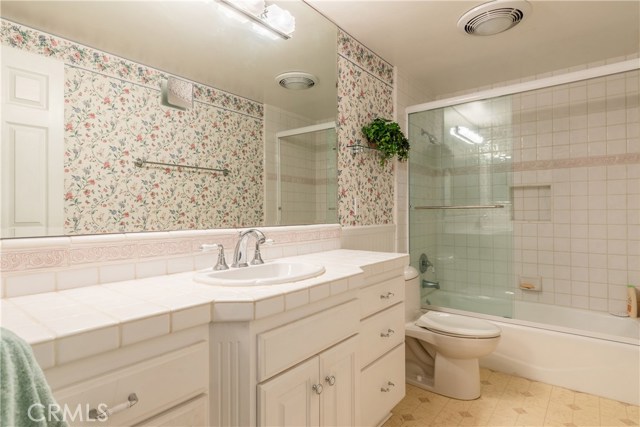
[312, 384, 324, 395]
[380, 329, 395, 338]
[325, 375, 336, 386]
[379, 292, 395, 300]
[380, 381, 395, 393]
[89, 393, 138, 421]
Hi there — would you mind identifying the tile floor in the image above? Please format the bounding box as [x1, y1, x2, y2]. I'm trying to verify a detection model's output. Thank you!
[383, 369, 639, 427]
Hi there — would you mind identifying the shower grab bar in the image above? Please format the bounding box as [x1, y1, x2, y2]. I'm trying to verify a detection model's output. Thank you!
[413, 204, 505, 210]
[134, 158, 229, 176]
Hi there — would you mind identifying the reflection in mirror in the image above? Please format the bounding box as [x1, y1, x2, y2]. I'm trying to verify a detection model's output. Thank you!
[265, 122, 337, 225]
[0, 0, 338, 238]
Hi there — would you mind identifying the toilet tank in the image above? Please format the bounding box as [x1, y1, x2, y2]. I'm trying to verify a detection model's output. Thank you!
[404, 266, 420, 322]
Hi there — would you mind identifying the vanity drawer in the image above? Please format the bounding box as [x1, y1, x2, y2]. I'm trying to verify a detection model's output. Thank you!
[54, 342, 208, 427]
[359, 276, 404, 319]
[360, 344, 405, 427]
[257, 299, 359, 382]
[360, 303, 405, 368]
[134, 395, 208, 426]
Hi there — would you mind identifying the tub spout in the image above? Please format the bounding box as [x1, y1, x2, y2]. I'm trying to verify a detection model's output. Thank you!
[422, 279, 440, 290]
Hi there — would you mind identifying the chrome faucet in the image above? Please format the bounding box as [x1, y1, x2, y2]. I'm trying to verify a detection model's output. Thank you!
[422, 279, 440, 290]
[232, 229, 268, 268]
[419, 253, 435, 274]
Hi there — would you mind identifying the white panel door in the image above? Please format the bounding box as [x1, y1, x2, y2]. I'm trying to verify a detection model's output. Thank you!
[319, 337, 359, 427]
[258, 357, 320, 427]
[1, 47, 64, 237]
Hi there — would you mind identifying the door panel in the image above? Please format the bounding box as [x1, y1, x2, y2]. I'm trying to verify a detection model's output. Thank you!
[1, 47, 64, 237]
[319, 337, 359, 427]
[258, 357, 320, 427]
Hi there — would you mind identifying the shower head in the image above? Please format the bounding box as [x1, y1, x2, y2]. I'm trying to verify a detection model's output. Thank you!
[421, 128, 439, 144]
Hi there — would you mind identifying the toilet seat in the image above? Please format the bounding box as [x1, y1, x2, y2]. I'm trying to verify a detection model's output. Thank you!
[416, 311, 501, 339]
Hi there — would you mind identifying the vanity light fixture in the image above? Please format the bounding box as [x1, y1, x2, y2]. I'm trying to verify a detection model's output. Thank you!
[217, 0, 295, 40]
[449, 126, 484, 145]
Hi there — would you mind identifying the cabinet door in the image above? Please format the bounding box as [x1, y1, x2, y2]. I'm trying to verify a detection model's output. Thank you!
[319, 337, 359, 427]
[258, 357, 320, 427]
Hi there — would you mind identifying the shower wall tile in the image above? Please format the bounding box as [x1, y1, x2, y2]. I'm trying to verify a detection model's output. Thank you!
[264, 106, 335, 226]
[409, 61, 639, 316]
[510, 68, 640, 313]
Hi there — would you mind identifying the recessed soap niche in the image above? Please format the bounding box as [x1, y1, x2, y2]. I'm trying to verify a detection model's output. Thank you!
[511, 185, 552, 221]
[519, 276, 542, 292]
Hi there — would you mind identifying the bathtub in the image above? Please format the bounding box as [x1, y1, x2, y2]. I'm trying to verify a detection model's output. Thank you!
[423, 291, 640, 405]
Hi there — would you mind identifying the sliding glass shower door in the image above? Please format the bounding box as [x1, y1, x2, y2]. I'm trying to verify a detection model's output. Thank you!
[408, 97, 514, 317]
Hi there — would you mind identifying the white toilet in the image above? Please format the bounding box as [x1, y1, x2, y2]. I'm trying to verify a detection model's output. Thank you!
[404, 266, 501, 400]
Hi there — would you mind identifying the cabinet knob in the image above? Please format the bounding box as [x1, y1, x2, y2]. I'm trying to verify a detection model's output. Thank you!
[325, 375, 336, 386]
[379, 292, 395, 300]
[380, 381, 395, 393]
[312, 383, 324, 395]
[380, 328, 395, 338]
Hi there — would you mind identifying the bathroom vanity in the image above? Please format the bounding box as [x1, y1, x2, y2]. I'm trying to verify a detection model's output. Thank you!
[1, 249, 408, 427]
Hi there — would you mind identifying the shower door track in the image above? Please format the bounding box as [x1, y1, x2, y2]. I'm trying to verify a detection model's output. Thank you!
[406, 58, 639, 114]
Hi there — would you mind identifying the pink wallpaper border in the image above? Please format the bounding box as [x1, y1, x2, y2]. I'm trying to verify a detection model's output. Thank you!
[337, 29, 394, 86]
[0, 19, 263, 119]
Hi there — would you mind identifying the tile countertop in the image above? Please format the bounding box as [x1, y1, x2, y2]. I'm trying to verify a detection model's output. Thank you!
[0, 249, 408, 369]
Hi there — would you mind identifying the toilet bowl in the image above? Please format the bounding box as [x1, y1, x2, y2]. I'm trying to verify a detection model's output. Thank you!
[403, 266, 501, 400]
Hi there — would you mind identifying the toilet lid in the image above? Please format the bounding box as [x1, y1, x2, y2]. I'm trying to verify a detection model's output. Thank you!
[416, 311, 501, 338]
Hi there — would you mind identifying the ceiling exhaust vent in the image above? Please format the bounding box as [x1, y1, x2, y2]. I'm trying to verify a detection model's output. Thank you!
[275, 72, 318, 90]
[458, 0, 531, 36]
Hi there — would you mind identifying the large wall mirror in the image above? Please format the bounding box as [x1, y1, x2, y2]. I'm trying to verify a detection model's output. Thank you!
[0, 0, 338, 238]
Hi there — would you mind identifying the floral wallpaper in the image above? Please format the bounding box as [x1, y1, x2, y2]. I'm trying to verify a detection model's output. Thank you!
[1, 20, 399, 232]
[1, 19, 264, 234]
[336, 30, 395, 226]
[337, 29, 394, 86]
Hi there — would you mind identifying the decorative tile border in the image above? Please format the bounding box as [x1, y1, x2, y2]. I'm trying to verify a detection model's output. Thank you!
[0, 225, 342, 273]
[0, 19, 263, 118]
[513, 152, 640, 172]
[69, 244, 138, 265]
[0, 250, 69, 272]
[411, 153, 640, 178]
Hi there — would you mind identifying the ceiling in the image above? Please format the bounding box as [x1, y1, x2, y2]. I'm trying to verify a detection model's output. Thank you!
[2, 1, 638, 111]
[307, 0, 640, 101]
[0, 0, 338, 121]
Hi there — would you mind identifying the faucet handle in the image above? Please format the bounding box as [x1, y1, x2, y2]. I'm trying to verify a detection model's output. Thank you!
[250, 239, 275, 266]
[201, 244, 229, 270]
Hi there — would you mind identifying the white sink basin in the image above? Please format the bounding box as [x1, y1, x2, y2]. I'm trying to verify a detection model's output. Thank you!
[194, 262, 326, 286]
